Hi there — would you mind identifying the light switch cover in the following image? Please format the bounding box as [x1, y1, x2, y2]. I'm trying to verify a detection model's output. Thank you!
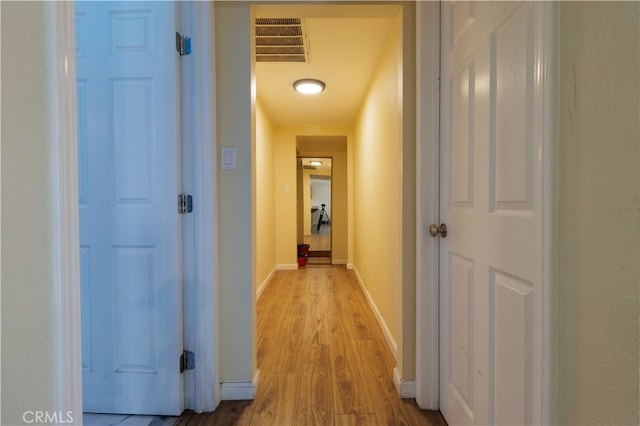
[221, 146, 236, 170]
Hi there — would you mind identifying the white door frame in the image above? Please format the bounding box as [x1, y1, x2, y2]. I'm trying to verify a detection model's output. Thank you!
[177, 1, 219, 412]
[47, 1, 84, 416]
[47, 0, 219, 414]
[415, 0, 441, 410]
[415, 1, 557, 422]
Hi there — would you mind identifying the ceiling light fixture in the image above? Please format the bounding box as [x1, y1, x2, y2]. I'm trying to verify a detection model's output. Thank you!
[310, 160, 323, 166]
[293, 79, 325, 95]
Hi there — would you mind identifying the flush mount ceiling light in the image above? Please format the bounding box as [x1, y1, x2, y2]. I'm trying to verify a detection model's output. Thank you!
[293, 79, 325, 95]
[310, 160, 323, 166]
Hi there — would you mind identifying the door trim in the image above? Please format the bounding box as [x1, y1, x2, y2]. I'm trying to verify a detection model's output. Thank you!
[415, 1, 557, 421]
[47, 1, 83, 416]
[415, 0, 441, 410]
[49, 0, 219, 414]
[540, 3, 558, 423]
[179, 1, 220, 412]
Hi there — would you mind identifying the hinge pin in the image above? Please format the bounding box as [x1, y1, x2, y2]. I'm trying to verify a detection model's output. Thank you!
[178, 194, 193, 214]
[175, 32, 191, 56]
[180, 350, 195, 373]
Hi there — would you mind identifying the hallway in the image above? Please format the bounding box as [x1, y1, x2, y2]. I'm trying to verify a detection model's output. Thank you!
[178, 267, 446, 425]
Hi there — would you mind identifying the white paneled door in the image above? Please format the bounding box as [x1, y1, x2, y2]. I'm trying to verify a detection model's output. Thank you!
[439, 2, 547, 425]
[77, 1, 183, 415]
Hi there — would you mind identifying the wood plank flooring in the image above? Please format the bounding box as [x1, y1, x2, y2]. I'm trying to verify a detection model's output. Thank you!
[177, 267, 447, 426]
[303, 223, 331, 251]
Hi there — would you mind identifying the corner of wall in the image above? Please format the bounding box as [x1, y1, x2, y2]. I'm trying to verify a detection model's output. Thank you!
[393, 367, 416, 399]
[220, 370, 261, 401]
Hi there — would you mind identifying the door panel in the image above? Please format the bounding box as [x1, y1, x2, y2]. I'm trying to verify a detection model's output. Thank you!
[491, 5, 535, 214]
[440, 2, 544, 425]
[448, 253, 474, 416]
[450, 60, 474, 209]
[493, 270, 534, 425]
[77, 1, 183, 415]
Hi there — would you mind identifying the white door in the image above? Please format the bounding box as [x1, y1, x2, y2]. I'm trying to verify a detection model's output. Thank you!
[439, 2, 547, 425]
[77, 1, 183, 415]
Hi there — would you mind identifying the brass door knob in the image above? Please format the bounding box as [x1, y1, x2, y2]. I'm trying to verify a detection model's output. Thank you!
[429, 223, 448, 238]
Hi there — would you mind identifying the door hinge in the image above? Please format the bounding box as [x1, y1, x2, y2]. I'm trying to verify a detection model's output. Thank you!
[175, 32, 191, 56]
[180, 350, 195, 373]
[178, 194, 193, 214]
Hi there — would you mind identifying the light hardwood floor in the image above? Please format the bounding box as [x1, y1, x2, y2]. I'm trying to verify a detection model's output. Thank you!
[303, 224, 331, 252]
[176, 267, 447, 425]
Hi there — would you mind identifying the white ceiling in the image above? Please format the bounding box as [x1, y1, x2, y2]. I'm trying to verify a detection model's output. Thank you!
[255, 4, 399, 127]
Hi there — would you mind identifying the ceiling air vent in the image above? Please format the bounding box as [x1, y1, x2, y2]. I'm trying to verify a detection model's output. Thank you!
[255, 18, 309, 63]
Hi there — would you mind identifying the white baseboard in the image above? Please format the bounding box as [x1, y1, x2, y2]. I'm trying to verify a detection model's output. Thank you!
[346, 263, 355, 270]
[256, 267, 276, 300]
[277, 263, 298, 270]
[393, 367, 416, 399]
[332, 258, 347, 265]
[351, 266, 398, 361]
[220, 370, 260, 400]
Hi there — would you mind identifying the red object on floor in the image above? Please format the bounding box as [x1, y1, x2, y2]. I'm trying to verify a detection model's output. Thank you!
[298, 257, 307, 267]
[297, 244, 310, 256]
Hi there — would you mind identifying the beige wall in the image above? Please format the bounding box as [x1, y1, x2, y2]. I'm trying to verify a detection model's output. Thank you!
[256, 100, 276, 291]
[353, 16, 402, 363]
[274, 128, 300, 266]
[303, 170, 312, 236]
[400, 2, 416, 381]
[1, 3, 60, 424]
[298, 170, 311, 238]
[557, 2, 640, 424]
[352, 3, 416, 379]
[214, 1, 257, 384]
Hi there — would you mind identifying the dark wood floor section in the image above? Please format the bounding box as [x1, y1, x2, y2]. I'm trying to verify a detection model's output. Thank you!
[177, 267, 446, 425]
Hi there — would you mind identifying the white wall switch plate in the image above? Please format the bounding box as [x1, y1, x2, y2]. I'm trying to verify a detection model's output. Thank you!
[221, 146, 236, 170]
